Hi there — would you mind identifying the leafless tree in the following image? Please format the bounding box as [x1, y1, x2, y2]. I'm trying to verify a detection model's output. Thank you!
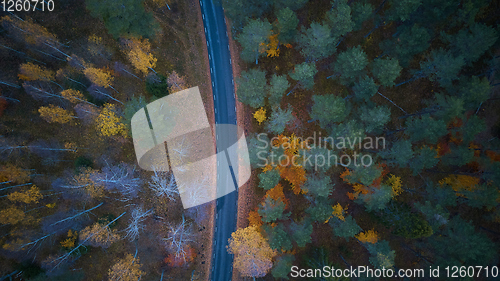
[149, 168, 178, 200]
[179, 175, 211, 208]
[164, 215, 194, 260]
[123, 207, 153, 241]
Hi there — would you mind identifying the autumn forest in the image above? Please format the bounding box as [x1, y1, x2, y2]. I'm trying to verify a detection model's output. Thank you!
[0, 0, 500, 281]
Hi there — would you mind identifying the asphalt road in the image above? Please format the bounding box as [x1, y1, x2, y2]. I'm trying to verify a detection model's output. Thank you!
[199, 0, 238, 280]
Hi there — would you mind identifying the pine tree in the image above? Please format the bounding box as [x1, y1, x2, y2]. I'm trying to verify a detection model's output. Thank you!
[333, 46, 369, 85]
[365, 240, 395, 269]
[356, 184, 394, 211]
[306, 198, 334, 223]
[352, 2, 374, 31]
[258, 169, 281, 190]
[325, 0, 354, 38]
[418, 48, 464, 88]
[386, 0, 423, 22]
[428, 217, 496, 266]
[86, 0, 159, 38]
[258, 196, 289, 222]
[310, 95, 349, 129]
[267, 74, 289, 107]
[447, 76, 491, 111]
[352, 75, 379, 102]
[297, 22, 337, 61]
[237, 19, 272, 64]
[302, 173, 334, 198]
[445, 23, 498, 65]
[371, 57, 402, 87]
[272, 0, 308, 11]
[275, 7, 299, 44]
[379, 139, 414, 168]
[288, 62, 318, 90]
[405, 115, 448, 144]
[409, 146, 439, 175]
[379, 24, 431, 67]
[271, 254, 295, 280]
[290, 221, 313, 248]
[236, 69, 267, 108]
[263, 223, 293, 252]
[360, 105, 391, 134]
[266, 106, 294, 134]
[331, 215, 362, 239]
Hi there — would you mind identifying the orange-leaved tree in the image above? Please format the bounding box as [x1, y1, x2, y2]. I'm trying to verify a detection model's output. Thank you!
[264, 184, 289, 208]
[227, 226, 277, 278]
[248, 208, 263, 227]
[439, 174, 480, 197]
[356, 229, 379, 244]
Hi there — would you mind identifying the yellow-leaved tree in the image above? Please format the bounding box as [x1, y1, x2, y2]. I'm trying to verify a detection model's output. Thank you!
[38, 105, 75, 124]
[356, 229, 379, 244]
[124, 38, 157, 75]
[60, 89, 85, 104]
[79, 222, 120, 248]
[108, 254, 145, 281]
[18, 62, 55, 81]
[253, 107, 267, 125]
[95, 103, 126, 137]
[60, 230, 77, 249]
[0, 207, 25, 224]
[386, 174, 403, 197]
[83, 67, 114, 88]
[7, 185, 43, 204]
[227, 226, 276, 278]
[331, 203, 347, 221]
[0, 164, 30, 184]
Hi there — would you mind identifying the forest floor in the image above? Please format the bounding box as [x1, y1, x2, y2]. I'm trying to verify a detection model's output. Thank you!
[148, 0, 217, 280]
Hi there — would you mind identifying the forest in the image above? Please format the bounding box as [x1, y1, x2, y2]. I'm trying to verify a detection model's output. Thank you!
[224, 0, 500, 280]
[0, 0, 499, 280]
[0, 0, 214, 280]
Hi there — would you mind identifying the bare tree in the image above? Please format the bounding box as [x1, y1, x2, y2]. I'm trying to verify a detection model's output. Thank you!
[164, 215, 194, 260]
[179, 175, 211, 208]
[92, 163, 143, 199]
[149, 168, 178, 200]
[123, 207, 153, 241]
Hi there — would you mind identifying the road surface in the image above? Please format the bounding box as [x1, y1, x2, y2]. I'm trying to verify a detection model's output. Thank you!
[199, 0, 238, 280]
